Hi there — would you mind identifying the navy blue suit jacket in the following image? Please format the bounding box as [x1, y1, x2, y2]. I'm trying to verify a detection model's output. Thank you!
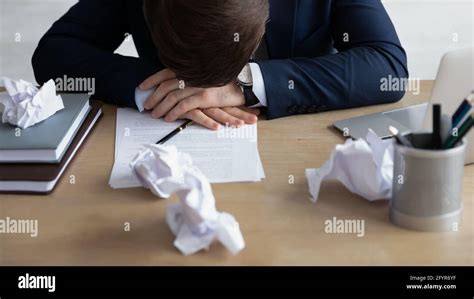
[32, 0, 408, 119]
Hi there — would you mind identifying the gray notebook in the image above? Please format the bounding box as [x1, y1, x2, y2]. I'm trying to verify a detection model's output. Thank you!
[0, 94, 90, 163]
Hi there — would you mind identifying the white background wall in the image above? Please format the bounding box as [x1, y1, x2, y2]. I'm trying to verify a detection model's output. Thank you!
[0, 0, 472, 83]
[383, 0, 473, 79]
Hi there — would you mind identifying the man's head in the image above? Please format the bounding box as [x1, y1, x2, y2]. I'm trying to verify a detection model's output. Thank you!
[144, 0, 269, 88]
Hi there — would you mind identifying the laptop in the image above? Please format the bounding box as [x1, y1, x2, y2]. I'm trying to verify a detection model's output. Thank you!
[334, 47, 474, 164]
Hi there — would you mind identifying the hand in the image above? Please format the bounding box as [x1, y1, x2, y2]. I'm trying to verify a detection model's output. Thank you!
[178, 106, 260, 130]
[139, 69, 246, 122]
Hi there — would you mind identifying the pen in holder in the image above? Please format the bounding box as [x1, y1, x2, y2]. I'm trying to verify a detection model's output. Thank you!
[390, 133, 466, 232]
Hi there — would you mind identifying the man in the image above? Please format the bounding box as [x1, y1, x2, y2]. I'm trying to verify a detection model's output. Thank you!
[32, 0, 408, 130]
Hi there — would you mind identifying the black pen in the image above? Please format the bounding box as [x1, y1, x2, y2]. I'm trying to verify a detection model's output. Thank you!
[156, 120, 194, 145]
[433, 104, 441, 149]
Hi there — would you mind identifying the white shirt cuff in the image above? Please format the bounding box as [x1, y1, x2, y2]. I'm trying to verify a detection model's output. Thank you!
[249, 63, 267, 107]
[135, 87, 154, 112]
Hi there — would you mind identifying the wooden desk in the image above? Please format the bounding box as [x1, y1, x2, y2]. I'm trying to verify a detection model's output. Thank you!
[1, 81, 473, 265]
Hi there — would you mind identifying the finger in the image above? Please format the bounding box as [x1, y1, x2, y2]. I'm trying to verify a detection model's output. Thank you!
[139, 69, 176, 90]
[237, 106, 261, 116]
[203, 108, 245, 127]
[152, 88, 200, 119]
[222, 107, 258, 124]
[181, 110, 220, 130]
[164, 95, 203, 122]
[144, 79, 179, 110]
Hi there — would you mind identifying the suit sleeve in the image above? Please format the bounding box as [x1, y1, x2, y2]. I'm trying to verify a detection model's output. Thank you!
[32, 0, 159, 108]
[256, 0, 409, 119]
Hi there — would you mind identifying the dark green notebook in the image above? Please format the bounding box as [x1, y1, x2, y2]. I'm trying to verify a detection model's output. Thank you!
[0, 94, 90, 163]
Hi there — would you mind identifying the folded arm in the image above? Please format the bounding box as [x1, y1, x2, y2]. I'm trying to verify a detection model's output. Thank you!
[257, 0, 409, 119]
[32, 0, 160, 107]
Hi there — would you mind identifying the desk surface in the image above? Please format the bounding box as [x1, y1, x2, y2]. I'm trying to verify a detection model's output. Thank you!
[1, 81, 473, 266]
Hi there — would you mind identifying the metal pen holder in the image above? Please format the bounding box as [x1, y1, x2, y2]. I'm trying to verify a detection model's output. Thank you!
[390, 133, 466, 232]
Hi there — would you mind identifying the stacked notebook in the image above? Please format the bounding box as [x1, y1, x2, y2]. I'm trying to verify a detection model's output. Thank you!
[0, 94, 103, 194]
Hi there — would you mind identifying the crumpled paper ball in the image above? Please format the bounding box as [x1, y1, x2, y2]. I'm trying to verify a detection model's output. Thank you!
[305, 129, 394, 202]
[0, 77, 64, 129]
[130, 144, 245, 256]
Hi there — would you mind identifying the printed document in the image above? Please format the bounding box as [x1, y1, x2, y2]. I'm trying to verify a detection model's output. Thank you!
[109, 108, 265, 189]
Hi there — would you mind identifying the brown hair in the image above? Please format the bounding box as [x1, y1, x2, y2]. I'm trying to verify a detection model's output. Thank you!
[144, 0, 269, 87]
